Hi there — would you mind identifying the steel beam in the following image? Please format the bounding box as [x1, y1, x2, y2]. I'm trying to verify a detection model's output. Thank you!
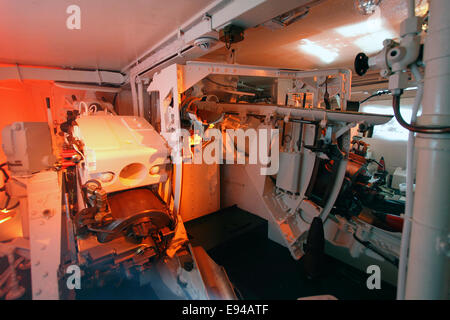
[0, 65, 124, 85]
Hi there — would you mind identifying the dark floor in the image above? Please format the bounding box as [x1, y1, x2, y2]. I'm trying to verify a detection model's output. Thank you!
[185, 206, 396, 300]
[2, 206, 396, 300]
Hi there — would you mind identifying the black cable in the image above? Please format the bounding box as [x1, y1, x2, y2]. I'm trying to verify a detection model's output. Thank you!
[6, 200, 20, 211]
[323, 76, 331, 110]
[360, 90, 391, 104]
[1, 192, 10, 209]
[393, 95, 450, 134]
[0, 164, 9, 184]
[0, 164, 20, 211]
[367, 158, 385, 170]
[112, 93, 118, 113]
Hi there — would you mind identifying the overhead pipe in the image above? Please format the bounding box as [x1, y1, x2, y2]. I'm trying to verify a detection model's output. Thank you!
[130, 74, 139, 116]
[137, 78, 145, 117]
[0, 65, 124, 84]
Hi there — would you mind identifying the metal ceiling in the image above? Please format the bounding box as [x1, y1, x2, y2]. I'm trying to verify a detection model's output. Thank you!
[0, 0, 412, 76]
[201, 0, 411, 70]
[0, 0, 213, 70]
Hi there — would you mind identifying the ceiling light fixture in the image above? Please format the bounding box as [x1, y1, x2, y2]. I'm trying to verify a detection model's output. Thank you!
[354, 0, 382, 15]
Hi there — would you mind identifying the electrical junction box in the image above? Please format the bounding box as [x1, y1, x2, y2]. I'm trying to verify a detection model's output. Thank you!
[276, 151, 302, 193]
[1, 122, 55, 175]
[392, 166, 407, 189]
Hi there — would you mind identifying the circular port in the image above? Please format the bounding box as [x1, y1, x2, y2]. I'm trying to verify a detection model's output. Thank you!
[119, 163, 147, 187]
[149, 165, 160, 175]
[90, 171, 115, 183]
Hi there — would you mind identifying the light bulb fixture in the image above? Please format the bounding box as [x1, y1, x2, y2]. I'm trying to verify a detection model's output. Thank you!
[415, 0, 429, 17]
[354, 0, 382, 15]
